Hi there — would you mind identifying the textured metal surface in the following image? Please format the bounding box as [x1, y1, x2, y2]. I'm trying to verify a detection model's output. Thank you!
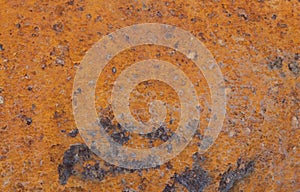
[0, 0, 299, 191]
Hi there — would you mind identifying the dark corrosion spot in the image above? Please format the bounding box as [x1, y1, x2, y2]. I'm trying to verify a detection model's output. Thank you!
[141, 126, 173, 142]
[288, 61, 299, 76]
[162, 183, 176, 192]
[99, 117, 113, 130]
[0, 44, 4, 51]
[53, 22, 64, 32]
[58, 144, 93, 185]
[66, 0, 74, 5]
[166, 161, 173, 169]
[192, 152, 206, 163]
[99, 117, 130, 145]
[55, 57, 65, 66]
[156, 11, 163, 17]
[219, 159, 255, 192]
[74, 88, 81, 95]
[112, 67, 117, 73]
[104, 161, 135, 175]
[41, 64, 46, 70]
[15, 183, 24, 191]
[68, 128, 79, 137]
[164, 158, 211, 192]
[86, 13, 92, 20]
[268, 56, 283, 70]
[277, 23, 288, 28]
[238, 13, 248, 20]
[26, 117, 32, 125]
[94, 15, 103, 22]
[295, 53, 299, 60]
[77, 7, 84, 11]
[111, 131, 130, 145]
[82, 163, 106, 181]
[174, 165, 211, 192]
[58, 143, 139, 185]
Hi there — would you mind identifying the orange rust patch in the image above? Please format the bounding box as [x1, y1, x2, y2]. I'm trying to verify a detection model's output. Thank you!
[0, 0, 299, 191]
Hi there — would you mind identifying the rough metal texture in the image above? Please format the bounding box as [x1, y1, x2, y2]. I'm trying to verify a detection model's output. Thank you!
[0, 0, 299, 191]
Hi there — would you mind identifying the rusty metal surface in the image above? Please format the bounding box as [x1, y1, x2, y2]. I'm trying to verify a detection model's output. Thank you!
[0, 0, 299, 191]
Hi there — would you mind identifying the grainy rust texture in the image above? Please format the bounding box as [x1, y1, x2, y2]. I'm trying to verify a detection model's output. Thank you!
[0, 0, 299, 191]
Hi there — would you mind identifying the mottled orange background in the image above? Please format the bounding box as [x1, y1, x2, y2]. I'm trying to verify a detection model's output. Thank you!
[0, 0, 299, 191]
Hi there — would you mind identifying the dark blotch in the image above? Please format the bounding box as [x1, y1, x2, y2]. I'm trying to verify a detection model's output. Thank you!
[0, 44, 3, 51]
[288, 61, 299, 76]
[111, 131, 130, 145]
[277, 23, 288, 28]
[68, 128, 79, 137]
[100, 117, 114, 131]
[82, 163, 106, 181]
[238, 12, 248, 20]
[58, 144, 92, 185]
[26, 117, 32, 125]
[67, 0, 74, 5]
[86, 14, 92, 20]
[77, 7, 84, 11]
[94, 15, 103, 22]
[142, 126, 173, 142]
[268, 56, 283, 70]
[74, 88, 81, 95]
[175, 165, 210, 192]
[294, 53, 299, 60]
[162, 184, 176, 192]
[100, 117, 130, 145]
[53, 22, 64, 32]
[112, 67, 117, 73]
[219, 159, 255, 192]
[58, 144, 137, 185]
[55, 57, 65, 66]
[166, 161, 173, 170]
[163, 160, 211, 192]
[156, 11, 163, 17]
[104, 161, 135, 175]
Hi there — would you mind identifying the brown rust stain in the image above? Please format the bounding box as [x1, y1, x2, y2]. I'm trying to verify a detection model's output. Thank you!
[0, 0, 299, 191]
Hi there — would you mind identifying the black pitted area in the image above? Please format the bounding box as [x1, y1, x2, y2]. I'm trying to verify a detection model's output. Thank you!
[218, 158, 255, 192]
[141, 125, 173, 143]
[163, 156, 211, 192]
[98, 106, 175, 146]
[58, 144, 91, 185]
[100, 116, 131, 145]
[58, 143, 136, 185]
